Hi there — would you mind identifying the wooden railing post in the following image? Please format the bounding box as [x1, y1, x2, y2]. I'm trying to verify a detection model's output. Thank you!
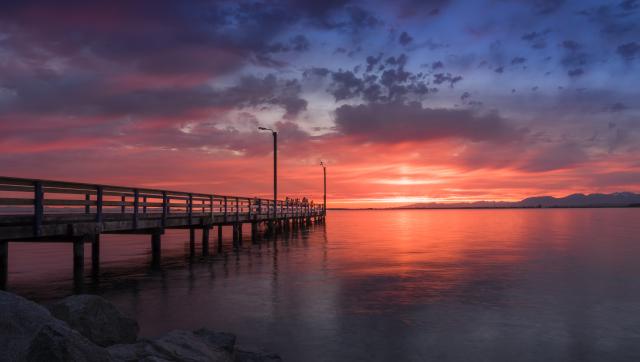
[162, 191, 167, 228]
[121, 195, 125, 214]
[34, 181, 43, 237]
[209, 195, 214, 216]
[85, 193, 90, 214]
[248, 198, 252, 219]
[224, 196, 228, 223]
[235, 197, 239, 222]
[258, 199, 262, 216]
[133, 189, 139, 229]
[143, 196, 147, 214]
[96, 186, 103, 225]
[188, 194, 193, 226]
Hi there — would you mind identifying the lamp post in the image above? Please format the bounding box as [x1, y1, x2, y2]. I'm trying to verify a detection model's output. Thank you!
[258, 127, 277, 216]
[320, 161, 326, 215]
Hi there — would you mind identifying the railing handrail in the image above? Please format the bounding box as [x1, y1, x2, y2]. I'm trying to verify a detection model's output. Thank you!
[0, 176, 325, 214]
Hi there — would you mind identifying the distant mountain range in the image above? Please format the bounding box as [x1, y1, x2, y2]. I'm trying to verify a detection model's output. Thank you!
[399, 192, 640, 209]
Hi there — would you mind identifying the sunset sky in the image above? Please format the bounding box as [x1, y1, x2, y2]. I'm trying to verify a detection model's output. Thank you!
[1, 0, 639, 207]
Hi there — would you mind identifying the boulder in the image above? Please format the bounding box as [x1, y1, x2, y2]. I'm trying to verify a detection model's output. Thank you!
[0, 290, 112, 362]
[194, 328, 236, 352]
[107, 330, 234, 362]
[234, 348, 282, 362]
[48, 294, 139, 347]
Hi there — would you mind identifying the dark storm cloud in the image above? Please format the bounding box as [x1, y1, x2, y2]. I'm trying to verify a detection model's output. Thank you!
[334, 102, 521, 143]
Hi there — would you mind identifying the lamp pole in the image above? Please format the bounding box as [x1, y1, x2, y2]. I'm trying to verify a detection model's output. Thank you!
[259, 127, 277, 216]
[320, 161, 326, 215]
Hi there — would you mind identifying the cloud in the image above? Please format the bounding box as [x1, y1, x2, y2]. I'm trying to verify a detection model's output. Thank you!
[617, 42, 640, 60]
[521, 30, 549, 49]
[518, 142, 587, 172]
[567, 68, 585, 77]
[327, 53, 435, 102]
[334, 101, 521, 143]
[0, 71, 307, 119]
[399, 31, 414, 46]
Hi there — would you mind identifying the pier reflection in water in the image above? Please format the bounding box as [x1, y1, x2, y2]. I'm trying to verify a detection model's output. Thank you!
[7, 209, 640, 361]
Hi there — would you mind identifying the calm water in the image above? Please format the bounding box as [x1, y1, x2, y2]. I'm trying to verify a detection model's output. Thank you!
[7, 209, 640, 361]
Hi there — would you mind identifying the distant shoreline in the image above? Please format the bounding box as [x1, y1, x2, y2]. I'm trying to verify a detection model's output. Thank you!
[329, 205, 640, 211]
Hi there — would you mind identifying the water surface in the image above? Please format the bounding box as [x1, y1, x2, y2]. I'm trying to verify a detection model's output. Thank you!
[8, 209, 640, 361]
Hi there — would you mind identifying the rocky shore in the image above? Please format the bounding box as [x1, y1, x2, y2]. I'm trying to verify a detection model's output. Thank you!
[0, 291, 281, 361]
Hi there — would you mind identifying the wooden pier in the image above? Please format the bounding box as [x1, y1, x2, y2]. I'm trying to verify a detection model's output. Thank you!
[0, 176, 325, 290]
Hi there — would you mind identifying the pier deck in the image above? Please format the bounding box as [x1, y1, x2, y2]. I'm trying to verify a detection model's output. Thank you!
[0, 176, 325, 289]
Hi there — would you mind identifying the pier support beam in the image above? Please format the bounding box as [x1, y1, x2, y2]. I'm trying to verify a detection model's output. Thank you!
[217, 226, 223, 252]
[202, 227, 210, 256]
[0, 241, 7, 290]
[151, 232, 162, 267]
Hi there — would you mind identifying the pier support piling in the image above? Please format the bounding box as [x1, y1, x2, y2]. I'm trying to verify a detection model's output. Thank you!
[202, 227, 210, 256]
[0, 241, 7, 290]
[151, 232, 162, 267]
[91, 234, 100, 274]
[73, 237, 85, 287]
[251, 222, 259, 243]
[189, 228, 196, 255]
[217, 226, 223, 252]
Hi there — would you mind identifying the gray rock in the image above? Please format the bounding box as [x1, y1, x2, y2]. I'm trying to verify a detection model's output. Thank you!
[48, 294, 139, 347]
[234, 348, 282, 362]
[108, 330, 234, 362]
[194, 328, 236, 352]
[0, 290, 111, 362]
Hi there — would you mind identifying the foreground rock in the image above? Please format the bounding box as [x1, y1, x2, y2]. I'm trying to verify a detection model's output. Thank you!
[108, 330, 234, 362]
[1, 291, 282, 362]
[0, 291, 111, 362]
[48, 294, 139, 347]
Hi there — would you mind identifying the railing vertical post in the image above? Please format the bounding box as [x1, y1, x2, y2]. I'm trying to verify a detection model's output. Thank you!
[133, 189, 139, 229]
[188, 194, 193, 226]
[224, 196, 228, 223]
[258, 199, 262, 217]
[143, 196, 147, 214]
[209, 195, 214, 216]
[85, 193, 90, 214]
[121, 195, 125, 214]
[33, 181, 43, 237]
[96, 186, 103, 225]
[235, 197, 239, 222]
[248, 198, 252, 219]
[162, 191, 167, 228]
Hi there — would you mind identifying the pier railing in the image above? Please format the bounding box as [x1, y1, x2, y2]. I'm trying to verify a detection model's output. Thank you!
[0, 176, 324, 237]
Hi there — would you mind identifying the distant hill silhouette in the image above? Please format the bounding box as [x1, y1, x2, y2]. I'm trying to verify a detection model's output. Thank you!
[400, 192, 640, 209]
